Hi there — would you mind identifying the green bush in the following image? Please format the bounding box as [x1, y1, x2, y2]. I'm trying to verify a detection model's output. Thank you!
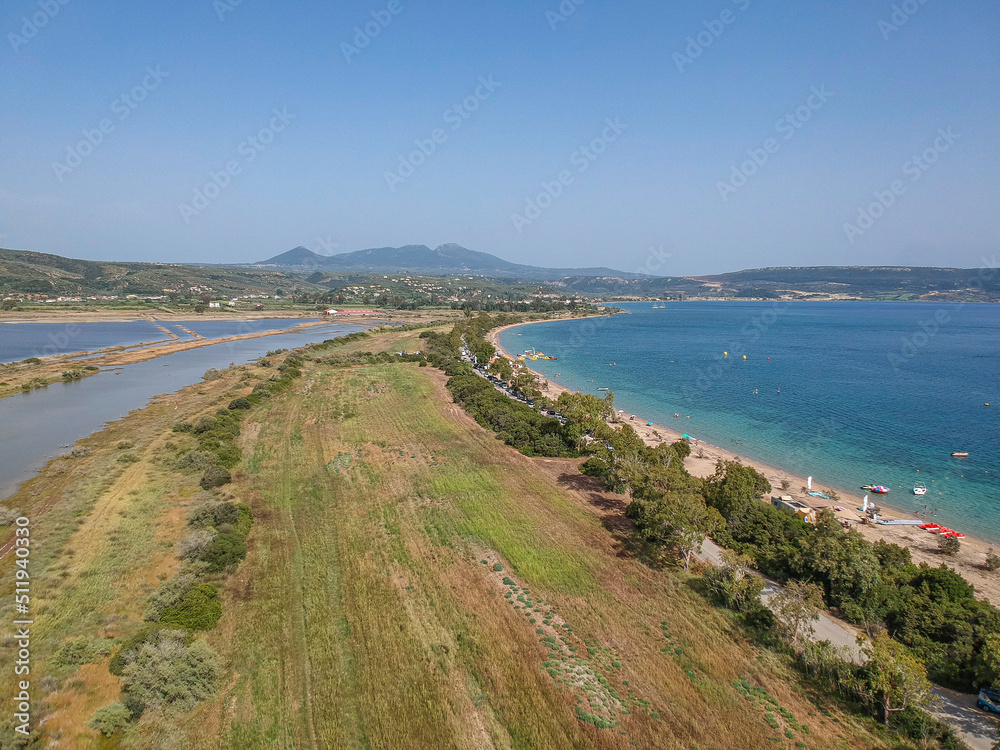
[188, 500, 240, 529]
[145, 575, 196, 621]
[159, 584, 222, 631]
[120, 631, 221, 717]
[86, 702, 131, 736]
[228, 397, 252, 411]
[173, 450, 216, 473]
[200, 466, 231, 490]
[52, 637, 114, 671]
[938, 535, 961, 556]
[987, 548, 1000, 572]
[110, 628, 161, 676]
[201, 532, 247, 572]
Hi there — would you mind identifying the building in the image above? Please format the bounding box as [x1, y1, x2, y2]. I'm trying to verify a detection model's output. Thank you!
[771, 496, 816, 524]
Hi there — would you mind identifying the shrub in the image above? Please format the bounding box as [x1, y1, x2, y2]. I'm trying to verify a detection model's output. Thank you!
[22, 357, 41, 365]
[109, 627, 162, 676]
[579, 457, 608, 478]
[188, 500, 240, 529]
[228, 397, 252, 410]
[212, 443, 242, 468]
[159, 584, 222, 631]
[145, 576, 195, 621]
[200, 466, 231, 490]
[200, 532, 247, 572]
[938, 535, 961, 556]
[86, 702, 131, 736]
[202, 368, 224, 381]
[0, 507, 22, 527]
[173, 450, 216, 473]
[117, 452, 140, 464]
[120, 631, 222, 717]
[52, 637, 114, 671]
[61, 369, 84, 381]
[177, 530, 215, 562]
[986, 548, 1000, 572]
[172, 421, 194, 433]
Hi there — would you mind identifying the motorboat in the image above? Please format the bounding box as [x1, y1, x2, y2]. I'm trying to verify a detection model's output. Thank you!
[951, 452, 969, 457]
[913, 482, 928, 496]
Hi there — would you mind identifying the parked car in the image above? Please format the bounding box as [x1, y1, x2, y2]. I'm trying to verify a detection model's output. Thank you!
[979, 686, 1000, 714]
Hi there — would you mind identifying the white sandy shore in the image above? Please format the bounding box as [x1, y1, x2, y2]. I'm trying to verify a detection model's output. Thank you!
[491, 319, 1000, 607]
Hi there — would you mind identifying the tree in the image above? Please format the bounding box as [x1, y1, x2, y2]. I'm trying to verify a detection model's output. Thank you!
[938, 535, 961, 556]
[705, 550, 765, 612]
[489, 357, 513, 382]
[770, 580, 824, 647]
[627, 491, 721, 570]
[979, 632, 1000, 689]
[862, 632, 932, 728]
[988, 548, 1000, 572]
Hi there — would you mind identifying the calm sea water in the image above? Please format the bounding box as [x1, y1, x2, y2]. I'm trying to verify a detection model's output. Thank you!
[501, 302, 1000, 541]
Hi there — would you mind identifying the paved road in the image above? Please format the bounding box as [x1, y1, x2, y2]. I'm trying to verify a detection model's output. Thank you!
[697, 539, 997, 749]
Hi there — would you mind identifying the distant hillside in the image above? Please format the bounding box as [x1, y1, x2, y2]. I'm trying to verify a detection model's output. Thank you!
[0, 248, 326, 298]
[256, 243, 648, 281]
[557, 265, 1000, 301]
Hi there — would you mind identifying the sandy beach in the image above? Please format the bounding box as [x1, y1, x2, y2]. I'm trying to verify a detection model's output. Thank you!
[490, 320, 1000, 608]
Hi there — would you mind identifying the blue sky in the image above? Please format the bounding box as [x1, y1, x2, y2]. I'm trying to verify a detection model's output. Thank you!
[1, 0, 997, 275]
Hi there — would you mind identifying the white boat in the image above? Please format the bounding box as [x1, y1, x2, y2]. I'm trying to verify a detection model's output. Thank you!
[913, 482, 928, 496]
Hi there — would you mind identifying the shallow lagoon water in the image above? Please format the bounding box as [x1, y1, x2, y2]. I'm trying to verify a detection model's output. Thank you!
[502, 302, 1000, 541]
[0, 318, 321, 362]
[0, 322, 366, 500]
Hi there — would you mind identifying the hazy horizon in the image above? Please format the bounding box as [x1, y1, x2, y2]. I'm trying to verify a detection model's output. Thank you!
[2, 1, 998, 276]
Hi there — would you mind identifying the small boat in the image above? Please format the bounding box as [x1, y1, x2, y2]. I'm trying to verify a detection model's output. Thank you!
[870, 486, 890, 494]
[913, 482, 928, 496]
[596, 387, 609, 391]
[951, 452, 969, 457]
[860, 484, 875, 491]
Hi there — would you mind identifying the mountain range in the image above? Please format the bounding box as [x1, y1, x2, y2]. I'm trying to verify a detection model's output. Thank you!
[255, 243, 649, 281]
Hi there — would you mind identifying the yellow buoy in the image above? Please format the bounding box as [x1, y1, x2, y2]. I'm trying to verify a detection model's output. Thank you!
[742, 355, 747, 360]
[724, 352, 728, 358]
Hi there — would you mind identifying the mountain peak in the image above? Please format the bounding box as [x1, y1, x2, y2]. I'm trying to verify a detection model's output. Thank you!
[256, 246, 322, 266]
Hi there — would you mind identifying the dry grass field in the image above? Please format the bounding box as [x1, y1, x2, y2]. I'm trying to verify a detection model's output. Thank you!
[0, 327, 907, 749]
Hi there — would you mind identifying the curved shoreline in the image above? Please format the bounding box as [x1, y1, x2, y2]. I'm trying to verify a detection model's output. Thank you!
[493, 318, 1000, 607]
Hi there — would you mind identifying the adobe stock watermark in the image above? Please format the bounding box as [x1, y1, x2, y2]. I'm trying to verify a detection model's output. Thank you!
[178, 107, 294, 224]
[634, 245, 673, 276]
[510, 117, 628, 233]
[213, 0, 247, 22]
[717, 85, 833, 202]
[384, 75, 501, 191]
[673, 0, 752, 73]
[51, 66, 169, 183]
[887, 258, 998, 373]
[842, 127, 959, 244]
[878, 0, 931, 40]
[341, 0, 404, 63]
[7, 0, 71, 53]
[546, 0, 585, 30]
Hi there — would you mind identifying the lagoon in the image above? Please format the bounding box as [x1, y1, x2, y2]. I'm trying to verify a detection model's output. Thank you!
[0, 321, 366, 500]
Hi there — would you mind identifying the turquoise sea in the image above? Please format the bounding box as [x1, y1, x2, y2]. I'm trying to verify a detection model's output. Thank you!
[501, 302, 1000, 542]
